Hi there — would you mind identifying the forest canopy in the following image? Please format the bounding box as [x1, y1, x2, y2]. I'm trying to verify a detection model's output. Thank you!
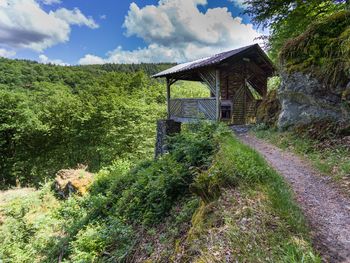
[0, 59, 177, 188]
[244, 0, 349, 61]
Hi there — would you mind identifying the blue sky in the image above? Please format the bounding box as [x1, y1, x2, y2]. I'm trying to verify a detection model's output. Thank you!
[0, 0, 263, 65]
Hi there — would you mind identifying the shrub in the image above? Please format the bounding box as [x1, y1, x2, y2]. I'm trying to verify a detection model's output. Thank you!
[281, 10, 350, 89]
[70, 218, 134, 263]
[37, 122, 221, 262]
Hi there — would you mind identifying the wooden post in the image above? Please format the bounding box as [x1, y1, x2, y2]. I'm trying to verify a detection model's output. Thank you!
[166, 77, 171, 119]
[215, 69, 220, 121]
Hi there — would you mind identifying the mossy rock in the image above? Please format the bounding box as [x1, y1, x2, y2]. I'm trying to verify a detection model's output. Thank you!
[53, 165, 94, 199]
[256, 90, 281, 127]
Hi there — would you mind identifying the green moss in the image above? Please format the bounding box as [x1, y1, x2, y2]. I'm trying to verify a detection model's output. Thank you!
[281, 11, 350, 88]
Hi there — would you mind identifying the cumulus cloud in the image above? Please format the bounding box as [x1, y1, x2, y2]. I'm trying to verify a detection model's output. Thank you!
[41, 0, 61, 5]
[38, 54, 69, 66]
[53, 8, 99, 29]
[228, 0, 247, 8]
[0, 0, 98, 51]
[123, 0, 258, 47]
[78, 54, 105, 65]
[79, 44, 184, 65]
[79, 0, 261, 64]
[0, 48, 16, 57]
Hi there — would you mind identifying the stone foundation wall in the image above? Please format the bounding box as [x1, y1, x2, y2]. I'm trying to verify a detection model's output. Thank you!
[155, 119, 181, 158]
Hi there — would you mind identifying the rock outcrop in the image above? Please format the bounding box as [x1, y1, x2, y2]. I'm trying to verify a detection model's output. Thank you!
[54, 165, 93, 199]
[277, 11, 350, 130]
[278, 72, 350, 129]
[256, 90, 281, 127]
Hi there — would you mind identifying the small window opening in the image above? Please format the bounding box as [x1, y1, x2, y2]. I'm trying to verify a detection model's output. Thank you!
[221, 105, 231, 119]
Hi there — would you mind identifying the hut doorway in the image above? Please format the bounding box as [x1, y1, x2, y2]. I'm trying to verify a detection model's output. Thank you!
[233, 83, 263, 124]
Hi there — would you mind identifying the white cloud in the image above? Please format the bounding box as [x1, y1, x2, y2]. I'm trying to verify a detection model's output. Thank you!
[0, 48, 16, 57]
[100, 14, 107, 20]
[123, 0, 259, 48]
[0, 0, 98, 51]
[53, 8, 99, 29]
[79, 44, 184, 65]
[39, 54, 69, 66]
[41, 0, 61, 5]
[78, 54, 105, 65]
[228, 0, 247, 8]
[79, 0, 261, 64]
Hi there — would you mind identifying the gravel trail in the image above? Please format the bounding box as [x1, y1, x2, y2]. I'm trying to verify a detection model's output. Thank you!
[235, 131, 350, 262]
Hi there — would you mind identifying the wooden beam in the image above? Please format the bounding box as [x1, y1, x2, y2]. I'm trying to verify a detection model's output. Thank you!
[169, 78, 178, 86]
[215, 69, 221, 121]
[166, 77, 171, 119]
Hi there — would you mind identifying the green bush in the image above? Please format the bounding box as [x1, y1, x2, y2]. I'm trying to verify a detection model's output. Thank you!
[1, 123, 320, 262]
[39, 122, 221, 262]
[0, 60, 166, 188]
[70, 218, 134, 263]
[190, 133, 272, 204]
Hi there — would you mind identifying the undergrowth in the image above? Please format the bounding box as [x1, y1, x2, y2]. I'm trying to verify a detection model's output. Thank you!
[0, 122, 219, 262]
[0, 123, 320, 262]
[280, 10, 350, 89]
[177, 131, 319, 262]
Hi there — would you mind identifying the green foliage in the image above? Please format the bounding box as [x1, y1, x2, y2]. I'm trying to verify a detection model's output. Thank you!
[177, 131, 320, 262]
[191, 133, 271, 200]
[0, 58, 168, 188]
[70, 219, 135, 263]
[80, 62, 175, 76]
[256, 89, 281, 127]
[0, 185, 60, 263]
[267, 76, 281, 91]
[19, 122, 218, 262]
[171, 81, 210, 98]
[281, 10, 350, 88]
[244, 0, 347, 62]
[0, 124, 320, 262]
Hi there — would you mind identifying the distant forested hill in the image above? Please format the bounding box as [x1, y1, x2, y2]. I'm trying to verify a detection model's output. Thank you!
[0, 58, 175, 86]
[0, 58, 177, 188]
[80, 62, 175, 75]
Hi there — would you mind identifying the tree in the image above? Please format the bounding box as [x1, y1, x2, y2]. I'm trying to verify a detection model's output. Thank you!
[244, 0, 348, 61]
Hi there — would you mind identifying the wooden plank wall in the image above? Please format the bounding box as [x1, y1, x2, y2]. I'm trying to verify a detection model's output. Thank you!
[219, 62, 263, 125]
[169, 98, 216, 121]
[219, 63, 245, 101]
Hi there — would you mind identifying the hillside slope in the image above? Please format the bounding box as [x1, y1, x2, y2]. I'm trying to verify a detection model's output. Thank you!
[0, 123, 320, 262]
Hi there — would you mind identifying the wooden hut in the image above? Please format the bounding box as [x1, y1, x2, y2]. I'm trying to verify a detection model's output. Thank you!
[153, 44, 275, 125]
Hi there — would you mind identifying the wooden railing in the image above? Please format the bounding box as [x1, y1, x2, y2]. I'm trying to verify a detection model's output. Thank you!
[169, 98, 217, 122]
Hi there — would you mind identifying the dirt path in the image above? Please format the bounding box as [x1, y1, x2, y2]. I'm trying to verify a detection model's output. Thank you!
[235, 131, 350, 262]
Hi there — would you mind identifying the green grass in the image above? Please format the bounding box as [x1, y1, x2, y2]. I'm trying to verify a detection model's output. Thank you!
[0, 185, 60, 263]
[171, 81, 210, 98]
[176, 131, 320, 262]
[0, 122, 219, 263]
[253, 128, 350, 182]
[0, 124, 320, 262]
